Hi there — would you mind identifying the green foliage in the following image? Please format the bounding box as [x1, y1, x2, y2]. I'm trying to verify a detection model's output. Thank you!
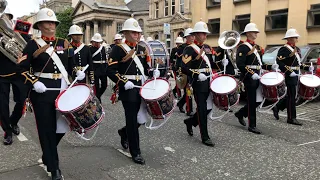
[56, 7, 74, 39]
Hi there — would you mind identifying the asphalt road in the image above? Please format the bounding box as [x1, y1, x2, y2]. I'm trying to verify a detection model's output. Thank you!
[1, 84, 320, 180]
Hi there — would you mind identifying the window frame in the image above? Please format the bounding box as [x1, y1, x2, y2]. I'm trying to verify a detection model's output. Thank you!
[265, 9, 288, 32]
[207, 18, 220, 36]
[171, 0, 176, 15]
[155, 2, 159, 19]
[307, 4, 320, 29]
[116, 22, 123, 33]
[206, 0, 221, 9]
[232, 14, 250, 32]
[180, 0, 185, 14]
[164, 0, 169, 17]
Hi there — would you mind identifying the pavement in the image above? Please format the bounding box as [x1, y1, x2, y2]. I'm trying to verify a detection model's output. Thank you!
[1, 82, 320, 180]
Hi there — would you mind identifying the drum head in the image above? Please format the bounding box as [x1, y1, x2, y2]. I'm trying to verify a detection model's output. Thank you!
[260, 72, 284, 86]
[56, 84, 91, 112]
[210, 76, 237, 94]
[140, 79, 169, 100]
[300, 74, 320, 88]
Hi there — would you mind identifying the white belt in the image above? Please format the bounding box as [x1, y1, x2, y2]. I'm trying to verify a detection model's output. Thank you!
[34, 72, 62, 80]
[290, 66, 300, 70]
[246, 65, 261, 70]
[125, 75, 143, 81]
[93, 60, 106, 64]
[191, 68, 211, 73]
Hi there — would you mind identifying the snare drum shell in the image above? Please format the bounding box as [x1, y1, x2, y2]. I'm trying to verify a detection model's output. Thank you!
[260, 72, 286, 101]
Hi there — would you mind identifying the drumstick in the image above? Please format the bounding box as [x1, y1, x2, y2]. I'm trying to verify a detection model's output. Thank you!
[153, 64, 159, 88]
[32, 88, 62, 91]
[66, 64, 90, 91]
[261, 77, 277, 79]
[311, 62, 314, 78]
[223, 54, 226, 75]
[133, 85, 155, 90]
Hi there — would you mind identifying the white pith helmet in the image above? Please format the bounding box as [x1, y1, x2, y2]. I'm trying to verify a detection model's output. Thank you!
[175, 36, 184, 44]
[91, 33, 103, 42]
[114, 34, 122, 40]
[119, 17, 142, 33]
[183, 28, 193, 37]
[68, 24, 83, 36]
[191, 19, 210, 34]
[33, 8, 60, 30]
[283, 28, 300, 40]
[241, 22, 259, 34]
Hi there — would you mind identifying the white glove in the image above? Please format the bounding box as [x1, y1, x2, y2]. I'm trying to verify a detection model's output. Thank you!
[76, 70, 86, 81]
[124, 81, 134, 90]
[222, 59, 228, 66]
[153, 69, 160, 78]
[251, 73, 260, 80]
[290, 72, 298, 77]
[33, 81, 47, 93]
[309, 66, 315, 72]
[198, 73, 207, 81]
[272, 64, 279, 71]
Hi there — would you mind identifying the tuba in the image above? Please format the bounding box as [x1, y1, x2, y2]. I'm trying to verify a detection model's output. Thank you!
[218, 30, 241, 68]
[0, 0, 27, 64]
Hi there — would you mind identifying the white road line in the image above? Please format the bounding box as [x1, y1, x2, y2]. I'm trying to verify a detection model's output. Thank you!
[117, 148, 132, 158]
[297, 139, 320, 146]
[16, 132, 28, 141]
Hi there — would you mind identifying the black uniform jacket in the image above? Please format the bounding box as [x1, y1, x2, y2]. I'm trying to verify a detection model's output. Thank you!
[90, 46, 107, 77]
[181, 43, 223, 92]
[236, 41, 272, 85]
[214, 46, 236, 75]
[107, 43, 153, 102]
[71, 42, 94, 84]
[276, 44, 309, 85]
[170, 46, 179, 71]
[18, 37, 76, 103]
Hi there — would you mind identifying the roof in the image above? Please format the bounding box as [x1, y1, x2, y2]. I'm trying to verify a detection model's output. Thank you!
[127, 0, 149, 12]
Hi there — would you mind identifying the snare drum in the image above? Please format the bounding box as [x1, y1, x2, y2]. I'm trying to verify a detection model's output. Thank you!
[260, 72, 286, 102]
[55, 84, 104, 133]
[140, 78, 175, 119]
[210, 75, 239, 110]
[298, 74, 320, 100]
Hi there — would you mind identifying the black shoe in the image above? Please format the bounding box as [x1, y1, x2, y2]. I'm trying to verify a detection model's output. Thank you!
[186, 111, 195, 116]
[272, 106, 279, 120]
[287, 119, 303, 126]
[132, 154, 145, 165]
[51, 169, 63, 180]
[118, 129, 128, 149]
[235, 112, 246, 126]
[248, 127, 261, 134]
[202, 139, 215, 147]
[12, 125, 20, 135]
[3, 134, 12, 145]
[183, 119, 193, 136]
[178, 105, 185, 113]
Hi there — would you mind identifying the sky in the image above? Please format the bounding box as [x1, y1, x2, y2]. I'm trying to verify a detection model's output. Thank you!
[7, 0, 132, 19]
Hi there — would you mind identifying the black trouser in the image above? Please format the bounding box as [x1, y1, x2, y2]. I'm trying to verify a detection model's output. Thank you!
[0, 77, 27, 136]
[177, 87, 193, 113]
[94, 75, 107, 101]
[187, 90, 210, 141]
[32, 100, 59, 172]
[275, 84, 296, 120]
[237, 80, 259, 128]
[121, 100, 141, 157]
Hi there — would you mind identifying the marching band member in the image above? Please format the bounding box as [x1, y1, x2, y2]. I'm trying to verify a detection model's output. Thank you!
[170, 37, 183, 99]
[110, 34, 122, 49]
[68, 25, 94, 85]
[0, 6, 28, 145]
[181, 20, 225, 147]
[234, 23, 277, 134]
[176, 28, 194, 116]
[90, 33, 108, 102]
[107, 17, 160, 164]
[272, 28, 313, 125]
[18, 7, 85, 180]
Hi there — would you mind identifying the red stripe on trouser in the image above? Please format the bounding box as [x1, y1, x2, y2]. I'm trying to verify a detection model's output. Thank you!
[288, 87, 291, 120]
[173, 72, 181, 97]
[186, 89, 190, 112]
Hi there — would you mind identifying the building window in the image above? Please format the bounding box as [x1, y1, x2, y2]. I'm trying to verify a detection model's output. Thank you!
[180, 0, 184, 14]
[116, 23, 123, 33]
[208, 18, 220, 35]
[307, 4, 320, 28]
[166, 34, 171, 53]
[138, 19, 144, 33]
[178, 31, 184, 37]
[155, 2, 159, 18]
[233, 0, 250, 3]
[154, 34, 159, 40]
[164, 0, 169, 17]
[172, 0, 176, 15]
[265, 9, 288, 31]
[206, 0, 221, 8]
[232, 14, 250, 32]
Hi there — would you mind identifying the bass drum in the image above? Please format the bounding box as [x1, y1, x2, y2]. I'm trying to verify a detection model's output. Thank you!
[139, 40, 170, 76]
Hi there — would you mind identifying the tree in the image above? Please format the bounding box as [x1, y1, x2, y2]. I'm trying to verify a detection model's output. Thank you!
[56, 7, 74, 39]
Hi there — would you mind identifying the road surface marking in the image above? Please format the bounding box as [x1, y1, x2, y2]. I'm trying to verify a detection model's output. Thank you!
[297, 139, 320, 146]
[17, 133, 28, 141]
[117, 148, 132, 157]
